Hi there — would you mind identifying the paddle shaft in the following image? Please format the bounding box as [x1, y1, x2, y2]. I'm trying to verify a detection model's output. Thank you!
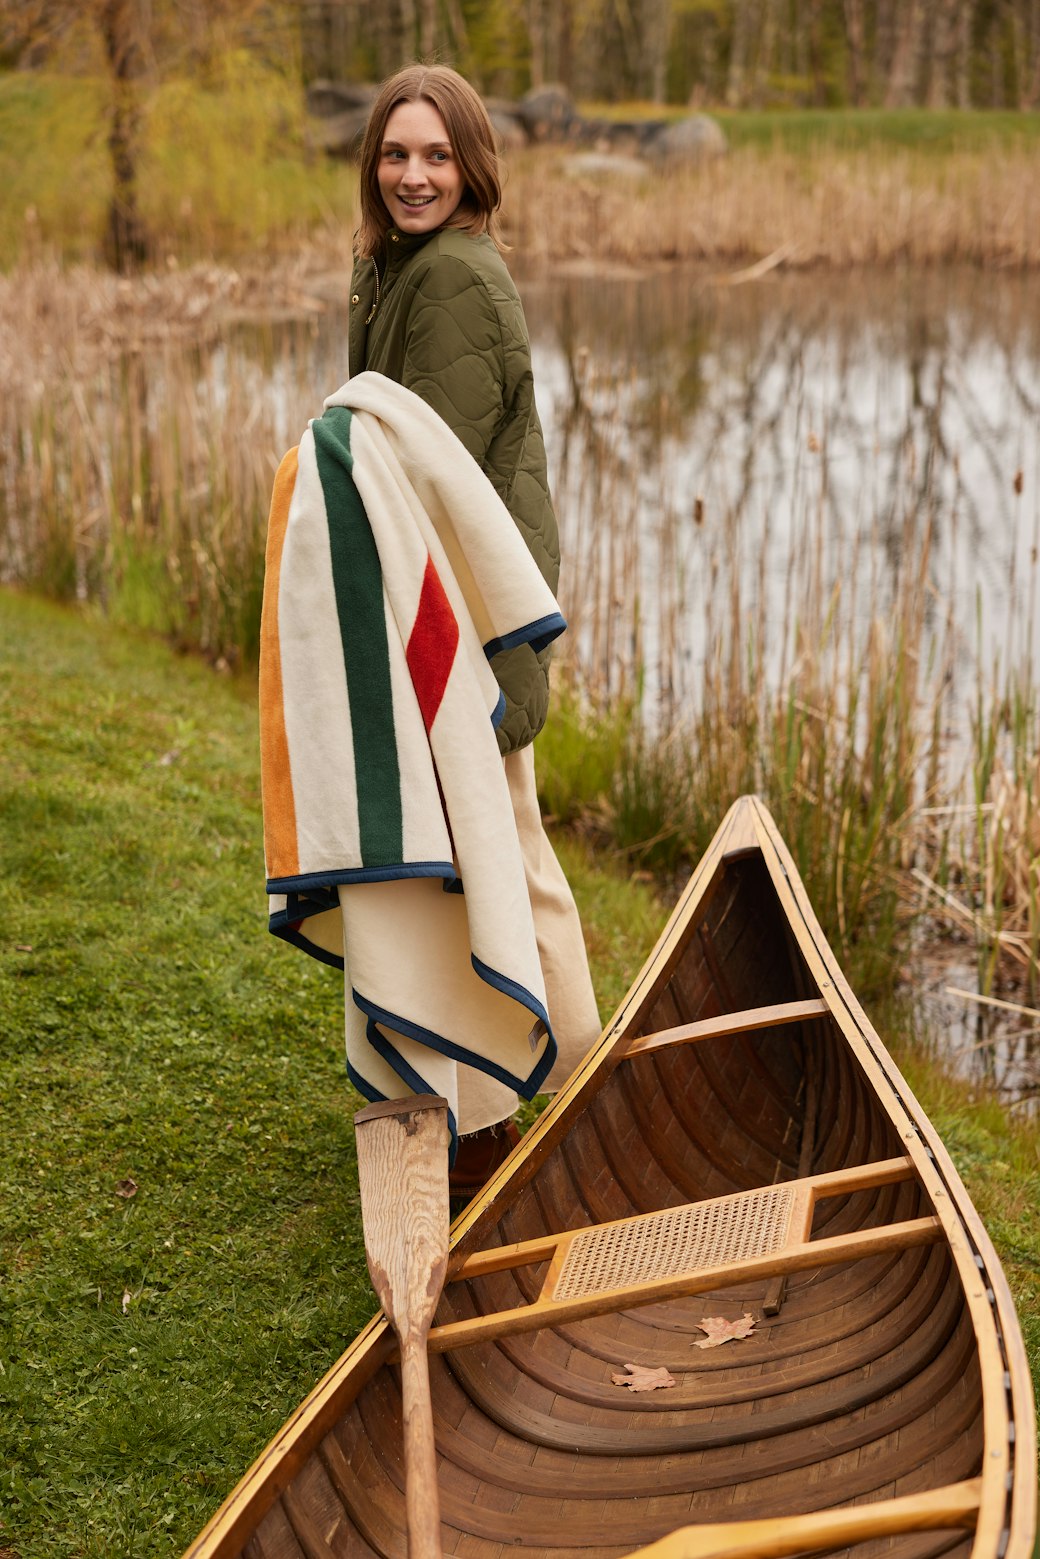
[400, 1333, 441, 1558]
[354, 1094, 451, 1559]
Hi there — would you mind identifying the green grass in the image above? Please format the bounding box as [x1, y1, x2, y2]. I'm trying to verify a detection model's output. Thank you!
[705, 107, 1040, 154]
[1, 590, 1036, 1556]
[577, 100, 1040, 153]
[0, 589, 665, 1556]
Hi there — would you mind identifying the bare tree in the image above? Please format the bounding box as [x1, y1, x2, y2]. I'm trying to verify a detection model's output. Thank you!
[842, 0, 868, 104]
[954, 0, 975, 106]
[97, 0, 149, 271]
[726, 0, 753, 105]
[925, 0, 961, 107]
[884, 0, 925, 106]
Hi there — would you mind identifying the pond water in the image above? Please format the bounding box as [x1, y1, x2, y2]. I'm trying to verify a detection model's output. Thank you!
[521, 263, 1038, 1106]
[520, 264, 1040, 722]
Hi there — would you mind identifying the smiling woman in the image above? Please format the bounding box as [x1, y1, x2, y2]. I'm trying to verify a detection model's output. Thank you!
[326, 65, 602, 1183]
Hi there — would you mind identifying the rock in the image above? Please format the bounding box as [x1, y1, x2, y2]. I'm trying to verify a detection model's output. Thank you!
[306, 79, 378, 118]
[487, 108, 528, 153]
[643, 115, 728, 164]
[516, 84, 580, 143]
[561, 152, 649, 180]
[308, 107, 369, 160]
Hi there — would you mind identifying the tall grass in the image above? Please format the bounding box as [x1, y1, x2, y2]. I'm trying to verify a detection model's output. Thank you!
[504, 142, 1040, 269]
[0, 293, 327, 665]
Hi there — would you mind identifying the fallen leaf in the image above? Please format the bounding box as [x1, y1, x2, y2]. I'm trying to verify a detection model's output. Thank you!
[15, 944, 33, 953]
[694, 1313, 756, 1348]
[115, 1177, 138, 1199]
[121, 1289, 131, 1314]
[611, 1362, 677, 1392]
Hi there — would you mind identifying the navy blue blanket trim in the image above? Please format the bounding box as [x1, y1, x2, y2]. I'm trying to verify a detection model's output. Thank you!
[484, 611, 567, 660]
[268, 915, 345, 970]
[470, 956, 557, 1095]
[352, 984, 556, 1100]
[361, 1025, 460, 1165]
[490, 688, 506, 729]
[267, 860, 456, 895]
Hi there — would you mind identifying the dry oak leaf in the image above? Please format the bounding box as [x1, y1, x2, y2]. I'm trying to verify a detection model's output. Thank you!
[611, 1363, 677, 1392]
[694, 1313, 756, 1348]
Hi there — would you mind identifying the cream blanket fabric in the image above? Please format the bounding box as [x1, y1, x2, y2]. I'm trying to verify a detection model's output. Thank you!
[259, 373, 567, 1148]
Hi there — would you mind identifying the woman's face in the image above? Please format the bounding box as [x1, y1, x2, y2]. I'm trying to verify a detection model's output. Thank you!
[377, 99, 465, 235]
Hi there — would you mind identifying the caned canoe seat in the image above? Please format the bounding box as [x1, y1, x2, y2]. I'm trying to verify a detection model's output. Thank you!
[428, 1155, 940, 1353]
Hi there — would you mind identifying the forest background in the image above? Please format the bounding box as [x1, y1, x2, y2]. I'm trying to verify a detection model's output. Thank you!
[7, 0, 1040, 114]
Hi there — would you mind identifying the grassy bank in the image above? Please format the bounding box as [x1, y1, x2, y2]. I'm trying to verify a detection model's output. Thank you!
[1, 588, 1037, 1556]
[0, 589, 664, 1557]
[3, 71, 1040, 270]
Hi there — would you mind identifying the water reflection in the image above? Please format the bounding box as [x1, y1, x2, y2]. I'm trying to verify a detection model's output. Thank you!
[520, 266, 1039, 722]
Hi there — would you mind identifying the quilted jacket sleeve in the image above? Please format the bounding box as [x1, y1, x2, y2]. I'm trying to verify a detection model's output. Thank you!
[396, 256, 506, 465]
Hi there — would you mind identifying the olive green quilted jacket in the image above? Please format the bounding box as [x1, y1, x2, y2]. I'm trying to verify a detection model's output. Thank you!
[348, 228, 559, 754]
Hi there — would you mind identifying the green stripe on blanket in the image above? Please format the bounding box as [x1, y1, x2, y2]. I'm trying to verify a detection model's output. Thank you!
[312, 406, 403, 865]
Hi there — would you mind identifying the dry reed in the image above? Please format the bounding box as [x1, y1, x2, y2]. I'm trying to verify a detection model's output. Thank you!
[502, 145, 1040, 271]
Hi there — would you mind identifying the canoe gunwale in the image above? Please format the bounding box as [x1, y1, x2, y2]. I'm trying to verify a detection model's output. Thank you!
[181, 795, 1037, 1559]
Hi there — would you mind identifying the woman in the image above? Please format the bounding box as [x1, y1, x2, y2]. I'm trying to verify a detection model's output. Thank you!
[349, 64, 600, 1190]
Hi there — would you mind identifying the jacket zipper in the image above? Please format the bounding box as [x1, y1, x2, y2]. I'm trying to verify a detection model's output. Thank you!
[365, 263, 381, 324]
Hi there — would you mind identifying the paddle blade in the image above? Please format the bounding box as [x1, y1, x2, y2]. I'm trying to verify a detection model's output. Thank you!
[354, 1094, 451, 1346]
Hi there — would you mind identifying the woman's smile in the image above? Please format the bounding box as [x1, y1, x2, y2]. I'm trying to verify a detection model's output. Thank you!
[378, 99, 464, 234]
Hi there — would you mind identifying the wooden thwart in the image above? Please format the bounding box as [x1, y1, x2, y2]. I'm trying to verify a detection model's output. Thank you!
[615, 1479, 982, 1559]
[616, 998, 830, 1062]
[430, 1155, 939, 1353]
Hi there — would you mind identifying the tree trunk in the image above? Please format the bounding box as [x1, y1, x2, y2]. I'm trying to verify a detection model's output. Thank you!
[98, 0, 149, 273]
[843, 0, 867, 104]
[441, 0, 470, 69]
[528, 0, 546, 88]
[727, 0, 752, 106]
[926, 0, 959, 107]
[753, 0, 781, 106]
[955, 0, 975, 106]
[883, 0, 924, 106]
[1029, 0, 1040, 107]
[418, 0, 436, 59]
[643, 0, 671, 102]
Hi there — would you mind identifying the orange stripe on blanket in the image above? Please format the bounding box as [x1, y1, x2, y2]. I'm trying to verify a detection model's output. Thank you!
[259, 447, 300, 880]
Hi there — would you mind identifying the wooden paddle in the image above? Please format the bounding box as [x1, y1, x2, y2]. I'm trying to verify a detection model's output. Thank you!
[354, 1094, 450, 1559]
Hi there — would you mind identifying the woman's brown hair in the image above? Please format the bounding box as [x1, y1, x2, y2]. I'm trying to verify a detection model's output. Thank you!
[354, 65, 504, 258]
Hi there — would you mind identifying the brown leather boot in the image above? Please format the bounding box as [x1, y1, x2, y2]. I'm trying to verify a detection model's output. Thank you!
[448, 1120, 521, 1193]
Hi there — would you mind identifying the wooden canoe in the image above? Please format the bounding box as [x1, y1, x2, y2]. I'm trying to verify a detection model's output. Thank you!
[184, 795, 1036, 1559]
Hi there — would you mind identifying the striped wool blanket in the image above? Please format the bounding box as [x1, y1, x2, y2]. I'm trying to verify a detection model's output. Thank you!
[259, 372, 566, 1146]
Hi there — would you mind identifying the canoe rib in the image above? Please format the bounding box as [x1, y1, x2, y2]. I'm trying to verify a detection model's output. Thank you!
[429, 1156, 941, 1352]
